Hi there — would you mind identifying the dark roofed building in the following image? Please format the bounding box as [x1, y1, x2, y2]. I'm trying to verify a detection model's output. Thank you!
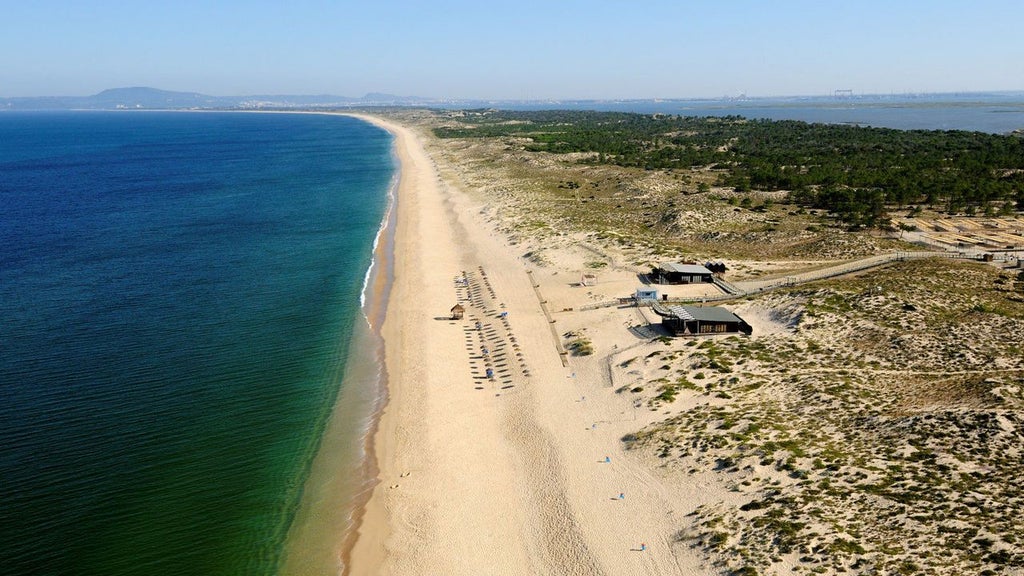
[654, 305, 752, 336]
[652, 262, 714, 284]
[705, 261, 728, 274]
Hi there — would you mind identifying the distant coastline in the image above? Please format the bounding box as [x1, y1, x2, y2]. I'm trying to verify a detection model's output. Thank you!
[4, 87, 1024, 134]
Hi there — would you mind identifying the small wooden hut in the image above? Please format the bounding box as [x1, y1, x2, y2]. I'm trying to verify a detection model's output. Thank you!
[634, 287, 659, 302]
[450, 303, 465, 320]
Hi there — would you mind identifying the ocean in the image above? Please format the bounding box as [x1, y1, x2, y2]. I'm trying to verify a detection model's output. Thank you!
[0, 111, 393, 575]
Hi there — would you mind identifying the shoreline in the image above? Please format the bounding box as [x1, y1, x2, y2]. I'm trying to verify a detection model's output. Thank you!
[338, 113, 414, 575]
[335, 113, 400, 574]
[277, 112, 397, 576]
[332, 117, 399, 575]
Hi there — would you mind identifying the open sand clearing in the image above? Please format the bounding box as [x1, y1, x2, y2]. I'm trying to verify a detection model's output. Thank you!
[343, 116, 725, 575]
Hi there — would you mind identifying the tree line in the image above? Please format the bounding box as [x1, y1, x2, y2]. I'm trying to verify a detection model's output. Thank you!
[434, 110, 1024, 227]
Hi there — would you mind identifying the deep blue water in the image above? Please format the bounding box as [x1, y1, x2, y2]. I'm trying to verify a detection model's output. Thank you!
[0, 112, 392, 575]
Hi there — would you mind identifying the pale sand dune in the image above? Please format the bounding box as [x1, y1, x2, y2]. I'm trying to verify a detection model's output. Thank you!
[343, 115, 725, 575]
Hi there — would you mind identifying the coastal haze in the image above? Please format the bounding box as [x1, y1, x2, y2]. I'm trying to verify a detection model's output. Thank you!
[2, 2, 1024, 576]
[1, 1, 1022, 100]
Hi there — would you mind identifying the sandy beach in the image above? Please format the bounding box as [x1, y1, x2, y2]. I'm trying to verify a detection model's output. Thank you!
[334, 110, 1024, 576]
[342, 115, 732, 575]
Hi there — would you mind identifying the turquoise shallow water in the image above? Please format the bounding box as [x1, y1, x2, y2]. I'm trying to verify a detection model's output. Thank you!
[0, 111, 392, 575]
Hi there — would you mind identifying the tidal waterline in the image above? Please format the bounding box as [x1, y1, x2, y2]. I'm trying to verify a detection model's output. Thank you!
[280, 126, 399, 574]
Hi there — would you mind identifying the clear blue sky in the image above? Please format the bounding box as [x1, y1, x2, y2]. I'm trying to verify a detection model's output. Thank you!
[2, 0, 1022, 99]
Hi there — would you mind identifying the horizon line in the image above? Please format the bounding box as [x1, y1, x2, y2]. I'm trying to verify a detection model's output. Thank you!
[4, 86, 1024, 103]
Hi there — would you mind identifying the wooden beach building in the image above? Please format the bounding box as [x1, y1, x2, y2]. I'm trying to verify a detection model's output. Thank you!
[634, 287, 659, 302]
[651, 262, 714, 284]
[654, 305, 753, 336]
[450, 303, 465, 320]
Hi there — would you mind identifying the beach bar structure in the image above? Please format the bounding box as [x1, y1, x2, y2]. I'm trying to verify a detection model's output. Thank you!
[651, 262, 714, 284]
[634, 287, 659, 302]
[654, 305, 753, 336]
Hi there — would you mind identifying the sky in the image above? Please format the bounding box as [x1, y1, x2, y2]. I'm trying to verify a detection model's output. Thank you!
[2, 0, 1023, 99]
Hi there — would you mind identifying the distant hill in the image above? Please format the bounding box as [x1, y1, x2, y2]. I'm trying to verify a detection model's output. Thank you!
[0, 87, 436, 110]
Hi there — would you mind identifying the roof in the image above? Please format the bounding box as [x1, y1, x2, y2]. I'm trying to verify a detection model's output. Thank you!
[665, 305, 743, 323]
[658, 262, 713, 275]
